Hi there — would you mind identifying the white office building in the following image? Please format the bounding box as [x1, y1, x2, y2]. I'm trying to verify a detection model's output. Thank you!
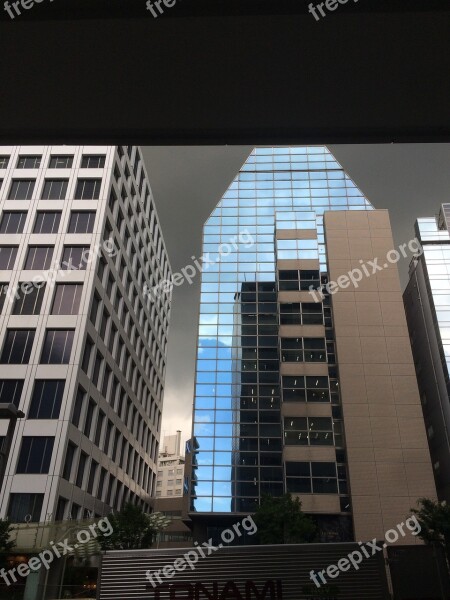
[0, 145, 171, 523]
[156, 431, 185, 498]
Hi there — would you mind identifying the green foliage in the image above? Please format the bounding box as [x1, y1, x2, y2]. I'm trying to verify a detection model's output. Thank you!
[97, 503, 170, 551]
[411, 497, 450, 564]
[253, 494, 317, 545]
[0, 519, 15, 571]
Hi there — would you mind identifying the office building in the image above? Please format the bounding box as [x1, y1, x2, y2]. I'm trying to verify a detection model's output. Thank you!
[0, 145, 171, 524]
[189, 146, 435, 543]
[156, 430, 185, 498]
[404, 204, 450, 501]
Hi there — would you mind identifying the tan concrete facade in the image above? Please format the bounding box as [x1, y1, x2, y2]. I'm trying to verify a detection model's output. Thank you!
[324, 209, 436, 542]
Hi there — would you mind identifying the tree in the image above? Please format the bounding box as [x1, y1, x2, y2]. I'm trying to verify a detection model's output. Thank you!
[253, 494, 317, 545]
[97, 503, 170, 551]
[411, 498, 450, 566]
[0, 519, 15, 571]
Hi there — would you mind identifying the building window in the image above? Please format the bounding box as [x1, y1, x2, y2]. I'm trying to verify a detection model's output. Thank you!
[282, 376, 330, 403]
[49, 155, 73, 169]
[60, 246, 89, 270]
[81, 337, 94, 373]
[68, 211, 96, 234]
[55, 497, 69, 521]
[84, 399, 96, 438]
[281, 338, 327, 363]
[41, 179, 68, 200]
[0, 156, 9, 169]
[17, 156, 41, 169]
[33, 211, 61, 234]
[167, 490, 173, 496]
[51, 283, 83, 315]
[81, 155, 106, 169]
[278, 269, 321, 292]
[63, 442, 77, 481]
[74, 178, 101, 200]
[40, 329, 74, 364]
[0, 246, 18, 269]
[16, 436, 54, 474]
[28, 380, 65, 419]
[280, 302, 323, 326]
[8, 179, 35, 200]
[0, 329, 35, 364]
[23, 245, 53, 270]
[285, 461, 339, 494]
[71, 387, 86, 427]
[284, 417, 334, 446]
[76, 451, 88, 489]
[0, 211, 27, 234]
[12, 283, 46, 315]
[87, 460, 99, 495]
[8, 493, 43, 523]
[0, 379, 24, 407]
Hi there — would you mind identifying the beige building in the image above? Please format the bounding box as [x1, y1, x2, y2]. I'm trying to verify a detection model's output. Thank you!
[156, 431, 185, 498]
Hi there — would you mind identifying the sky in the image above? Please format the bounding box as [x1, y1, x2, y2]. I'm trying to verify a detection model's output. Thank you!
[141, 144, 450, 448]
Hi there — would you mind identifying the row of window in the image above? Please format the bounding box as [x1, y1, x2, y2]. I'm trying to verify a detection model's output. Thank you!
[72, 382, 159, 458]
[0, 243, 93, 271]
[0, 154, 105, 170]
[2, 178, 102, 200]
[0, 282, 82, 316]
[0, 328, 73, 364]
[0, 209, 95, 234]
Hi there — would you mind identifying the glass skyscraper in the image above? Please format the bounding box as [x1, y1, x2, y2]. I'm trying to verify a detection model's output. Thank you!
[189, 147, 375, 538]
[404, 204, 450, 501]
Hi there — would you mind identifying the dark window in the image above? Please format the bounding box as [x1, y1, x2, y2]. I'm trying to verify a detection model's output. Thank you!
[40, 329, 74, 364]
[41, 179, 68, 200]
[17, 437, 54, 473]
[17, 156, 41, 169]
[0, 329, 35, 364]
[74, 179, 101, 200]
[0, 380, 24, 407]
[23, 246, 53, 270]
[8, 493, 43, 522]
[8, 179, 35, 200]
[63, 442, 77, 481]
[60, 246, 89, 270]
[0, 246, 18, 269]
[87, 460, 99, 495]
[0, 156, 9, 169]
[28, 380, 65, 419]
[49, 155, 73, 169]
[84, 399, 95, 438]
[12, 283, 45, 315]
[67, 211, 96, 234]
[72, 387, 86, 427]
[94, 411, 105, 447]
[55, 497, 68, 521]
[81, 155, 106, 169]
[81, 337, 94, 373]
[0, 211, 27, 234]
[51, 283, 83, 315]
[33, 211, 61, 234]
[76, 451, 88, 488]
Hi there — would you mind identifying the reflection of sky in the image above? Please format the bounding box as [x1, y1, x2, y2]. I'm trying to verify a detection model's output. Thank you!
[192, 146, 374, 512]
[419, 222, 450, 378]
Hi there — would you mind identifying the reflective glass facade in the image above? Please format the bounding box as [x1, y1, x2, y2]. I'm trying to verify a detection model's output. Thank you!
[191, 146, 374, 514]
